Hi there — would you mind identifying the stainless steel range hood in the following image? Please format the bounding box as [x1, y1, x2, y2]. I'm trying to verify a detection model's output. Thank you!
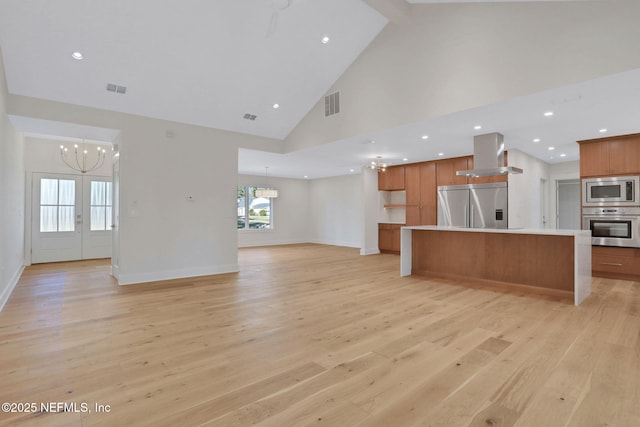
[456, 132, 523, 177]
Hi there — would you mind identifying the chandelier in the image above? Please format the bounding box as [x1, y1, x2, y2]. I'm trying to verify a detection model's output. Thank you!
[368, 156, 387, 172]
[254, 166, 279, 198]
[60, 141, 107, 174]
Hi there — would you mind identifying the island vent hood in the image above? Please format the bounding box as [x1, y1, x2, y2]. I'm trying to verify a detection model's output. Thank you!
[456, 132, 523, 177]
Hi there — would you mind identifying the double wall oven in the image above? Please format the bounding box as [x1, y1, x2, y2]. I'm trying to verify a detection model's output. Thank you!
[582, 176, 640, 248]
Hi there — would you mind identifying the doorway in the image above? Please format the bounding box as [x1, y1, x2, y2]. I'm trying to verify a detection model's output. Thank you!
[31, 172, 112, 263]
[556, 179, 581, 229]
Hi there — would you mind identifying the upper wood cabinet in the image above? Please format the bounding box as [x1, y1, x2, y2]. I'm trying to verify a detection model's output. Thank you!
[378, 165, 405, 190]
[609, 137, 640, 175]
[579, 134, 640, 177]
[405, 162, 437, 226]
[435, 156, 469, 186]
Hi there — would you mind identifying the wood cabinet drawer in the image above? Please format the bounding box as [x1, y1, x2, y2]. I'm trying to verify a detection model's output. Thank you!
[592, 255, 640, 275]
[592, 246, 640, 279]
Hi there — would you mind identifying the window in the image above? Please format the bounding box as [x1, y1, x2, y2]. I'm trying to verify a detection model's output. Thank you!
[40, 178, 76, 232]
[90, 181, 113, 231]
[237, 185, 272, 229]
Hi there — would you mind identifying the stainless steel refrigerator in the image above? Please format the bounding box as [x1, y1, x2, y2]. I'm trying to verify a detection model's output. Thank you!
[437, 182, 508, 228]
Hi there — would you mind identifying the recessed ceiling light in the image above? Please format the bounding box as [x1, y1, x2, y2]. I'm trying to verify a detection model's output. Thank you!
[474, 125, 482, 130]
[548, 146, 555, 151]
[349, 169, 355, 173]
[544, 111, 554, 117]
[533, 138, 541, 143]
[321, 35, 330, 44]
[599, 128, 607, 133]
[438, 152, 444, 156]
[560, 153, 567, 157]
[71, 51, 84, 60]
[421, 135, 429, 140]
[272, 103, 280, 109]
[304, 175, 308, 179]
[403, 158, 408, 162]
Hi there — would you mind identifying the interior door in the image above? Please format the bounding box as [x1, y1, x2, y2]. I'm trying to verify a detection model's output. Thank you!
[557, 179, 580, 229]
[82, 176, 113, 259]
[32, 173, 112, 263]
[32, 173, 83, 263]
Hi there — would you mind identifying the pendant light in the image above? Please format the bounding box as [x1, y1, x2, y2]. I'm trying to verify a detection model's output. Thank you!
[255, 166, 279, 198]
[60, 140, 107, 173]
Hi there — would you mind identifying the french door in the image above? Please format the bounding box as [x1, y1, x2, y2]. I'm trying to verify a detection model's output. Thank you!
[32, 173, 112, 263]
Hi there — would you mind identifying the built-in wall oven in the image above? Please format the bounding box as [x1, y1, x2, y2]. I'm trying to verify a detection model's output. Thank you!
[582, 207, 640, 248]
[582, 175, 639, 207]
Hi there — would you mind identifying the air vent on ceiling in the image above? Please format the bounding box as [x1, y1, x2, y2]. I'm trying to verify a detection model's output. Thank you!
[324, 91, 340, 117]
[106, 83, 127, 94]
[243, 113, 257, 121]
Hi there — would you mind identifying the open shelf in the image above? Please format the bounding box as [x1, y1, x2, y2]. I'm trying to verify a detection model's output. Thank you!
[379, 191, 406, 224]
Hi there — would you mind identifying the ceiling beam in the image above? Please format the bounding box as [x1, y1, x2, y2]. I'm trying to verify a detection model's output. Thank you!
[362, 0, 411, 23]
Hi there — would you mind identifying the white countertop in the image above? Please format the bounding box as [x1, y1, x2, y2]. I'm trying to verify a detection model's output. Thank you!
[402, 225, 590, 238]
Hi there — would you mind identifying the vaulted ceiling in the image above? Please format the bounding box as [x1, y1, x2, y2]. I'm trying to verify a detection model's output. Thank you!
[0, 0, 386, 140]
[1, 0, 638, 179]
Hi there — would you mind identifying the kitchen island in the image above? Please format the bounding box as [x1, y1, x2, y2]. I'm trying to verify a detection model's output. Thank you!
[400, 226, 592, 306]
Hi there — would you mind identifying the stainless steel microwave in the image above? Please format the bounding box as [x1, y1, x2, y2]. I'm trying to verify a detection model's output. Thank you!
[582, 176, 639, 207]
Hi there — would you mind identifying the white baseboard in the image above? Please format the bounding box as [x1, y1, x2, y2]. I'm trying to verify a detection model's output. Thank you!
[117, 264, 240, 286]
[309, 239, 360, 249]
[110, 264, 120, 281]
[0, 265, 25, 313]
[238, 238, 308, 248]
[360, 247, 380, 256]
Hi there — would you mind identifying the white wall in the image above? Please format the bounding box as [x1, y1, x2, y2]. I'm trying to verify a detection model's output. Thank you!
[8, 95, 284, 285]
[361, 167, 379, 255]
[548, 161, 580, 229]
[0, 48, 25, 311]
[285, 1, 640, 152]
[508, 149, 550, 229]
[237, 174, 310, 247]
[116, 124, 240, 285]
[308, 173, 362, 248]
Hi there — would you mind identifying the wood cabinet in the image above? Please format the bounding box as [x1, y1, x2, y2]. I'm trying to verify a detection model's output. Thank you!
[378, 165, 405, 190]
[378, 223, 402, 254]
[435, 156, 469, 186]
[579, 134, 640, 278]
[405, 162, 437, 226]
[579, 134, 640, 177]
[579, 141, 610, 177]
[592, 246, 640, 281]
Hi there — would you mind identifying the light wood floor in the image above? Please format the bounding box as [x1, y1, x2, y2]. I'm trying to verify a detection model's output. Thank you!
[1, 244, 639, 427]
